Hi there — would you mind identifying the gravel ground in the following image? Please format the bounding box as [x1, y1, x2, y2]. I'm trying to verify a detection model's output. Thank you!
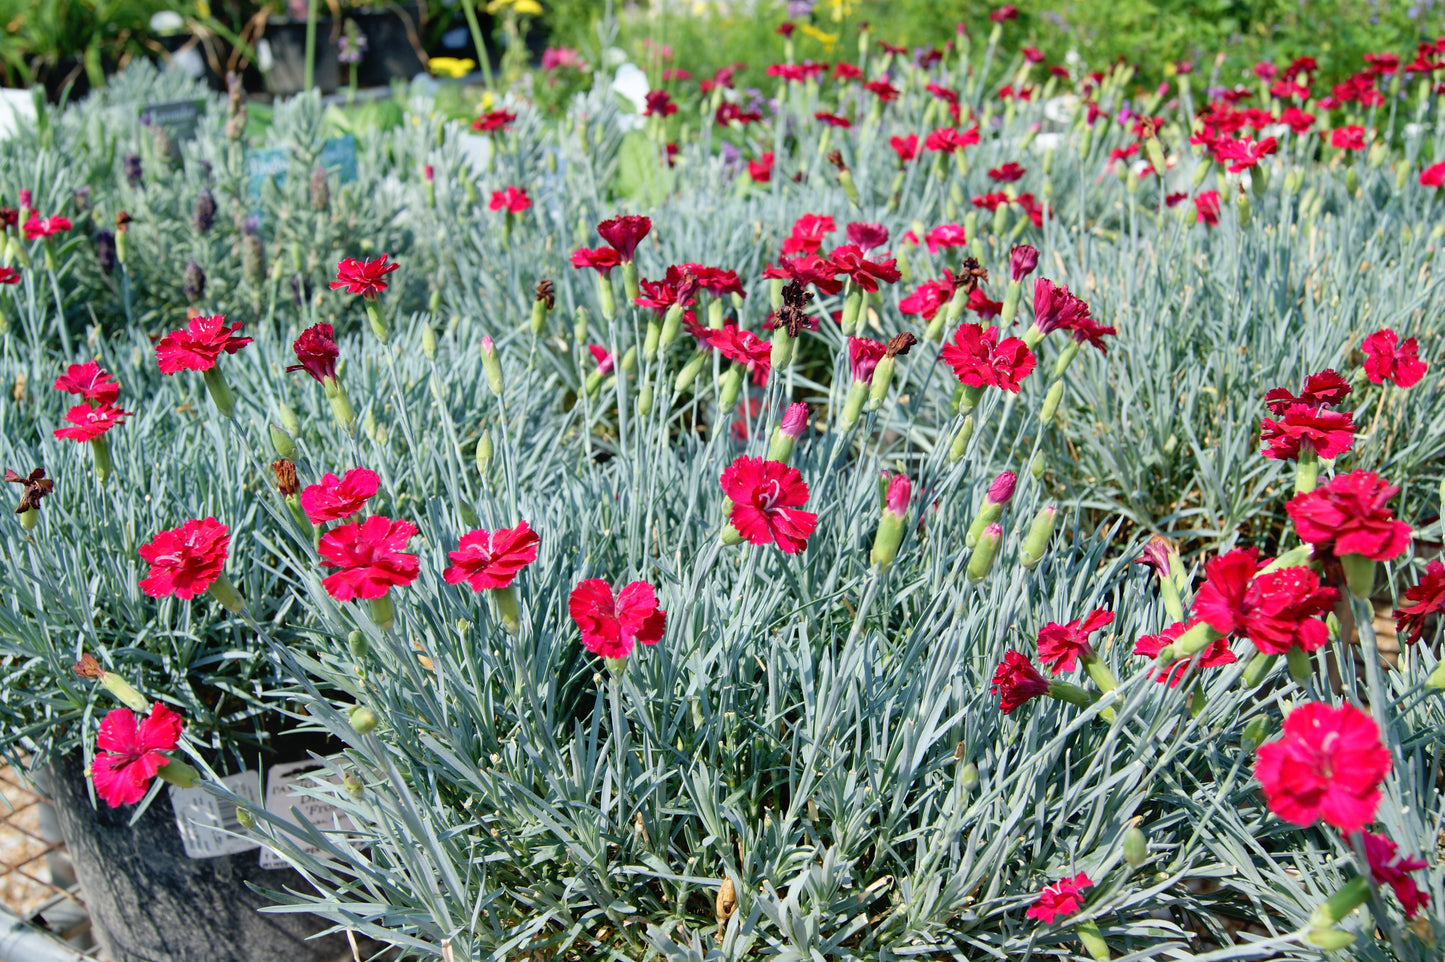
[0, 763, 63, 918]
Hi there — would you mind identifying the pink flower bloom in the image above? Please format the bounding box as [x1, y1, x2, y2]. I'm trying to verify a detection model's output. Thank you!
[721, 456, 817, 554]
[1394, 559, 1445, 645]
[883, 473, 910, 516]
[137, 517, 229, 599]
[845, 221, 889, 251]
[472, 109, 516, 132]
[991, 650, 1050, 714]
[1133, 620, 1236, 686]
[1362, 328, 1428, 388]
[898, 272, 958, 322]
[91, 703, 183, 807]
[847, 336, 888, 384]
[1263, 369, 1351, 415]
[53, 360, 120, 405]
[1331, 125, 1366, 150]
[1026, 873, 1093, 923]
[1260, 404, 1355, 461]
[571, 246, 623, 275]
[1031, 278, 1091, 335]
[1286, 470, 1412, 562]
[889, 134, 920, 163]
[941, 323, 1036, 392]
[597, 215, 652, 260]
[22, 214, 71, 240]
[489, 186, 532, 213]
[779, 402, 809, 438]
[763, 254, 845, 296]
[748, 152, 776, 183]
[330, 255, 399, 299]
[1009, 245, 1039, 282]
[988, 161, 1026, 182]
[589, 345, 615, 376]
[53, 402, 131, 442]
[924, 224, 967, 253]
[569, 579, 666, 658]
[1420, 161, 1445, 188]
[1254, 701, 1390, 832]
[300, 467, 381, 524]
[1194, 190, 1221, 225]
[687, 319, 772, 383]
[287, 323, 340, 383]
[443, 520, 540, 591]
[783, 214, 836, 256]
[155, 314, 252, 374]
[0, 266, 19, 284]
[1362, 831, 1431, 919]
[988, 471, 1017, 504]
[318, 516, 421, 601]
[1192, 548, 1336, 654]
[1036, 608, 1114, 675]
[924, 125, 980, 153]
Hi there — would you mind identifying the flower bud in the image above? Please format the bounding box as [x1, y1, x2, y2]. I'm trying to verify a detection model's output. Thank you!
[193, 187, 216, 233]
[480, 336, 504, 397]
[475, 431, 493, 477]
[308, 166, 331, 211]
[156, 759, 199, 789]
[966, 472, 1015, 547]
[349, 706, 378, 734]
[348, 629, 369, 660]
[1241, 714, 1269, 750]
[1124, 825, 1148, 867]
[870, 473, 911, 568]
[531, 280, 554, 335]
[280, 403, 301, 438]
[1040, 379, 1064, 423]
[573, 306, 589, 344]
[959, 762, 978, 790]
[966, 523, 1002, 581]
[343, 773, 364, 800]
[1018, 505, 1056, 568]
[949, 416, 974, 463]
[183, 259, 205, 303]
[422, 323, 437, 360]
[767, 402, 808, 463]
[674, 351, 708, 393]
[242, 230, 266, 287]
[1029, 452, 1045, 479]
[235, 806, 255, 829]
[269, 423, 294, 459]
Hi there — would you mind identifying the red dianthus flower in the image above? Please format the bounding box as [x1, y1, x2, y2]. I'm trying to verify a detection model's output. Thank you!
[53, 360, 120, 405]
[91, 703, 183, 807]
[54, 402, 131, 442]
[317, 516, 420, 601]
[991, 650, 1050, 714]
[137, 517, 229, 599]
[1035, 608, 1113, 675]
[155, 314, 252, 374]
[1254, 701, 1390, 832]
[1394, 559, 1445, 645]
[569, 579, 666, 658]
[1026, 873, 1092, 924]
[331, 255, 399, 299]
[721, 456, 817, 554]
[443, 520, 540, 591]
[1362, 328, 1427, 388]
[300, 467, 381, 524]
[1286, 470, 1411, 562]
[941, 323, 1036, 392]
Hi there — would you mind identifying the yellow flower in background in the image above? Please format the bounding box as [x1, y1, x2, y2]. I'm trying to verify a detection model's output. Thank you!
[479, 90, 497, 112]
[798, 22, 838, 48]
[429, 57, 476, 79]
[826, 0, 855, 22]
[486, 0, 542, 14]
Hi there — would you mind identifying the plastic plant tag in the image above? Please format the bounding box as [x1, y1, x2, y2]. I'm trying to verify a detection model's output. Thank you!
[258, 757, 355, 870]
[246, 135, 357, 200]
[139, 100, 205, 142]
[169, 769, 263, 859]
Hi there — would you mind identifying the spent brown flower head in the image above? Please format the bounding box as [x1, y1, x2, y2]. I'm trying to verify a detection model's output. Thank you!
[6, 467, 52, 513]
[272, 459, 300, 497]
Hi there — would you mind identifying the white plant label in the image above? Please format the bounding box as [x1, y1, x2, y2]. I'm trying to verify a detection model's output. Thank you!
[169, 770, 263, 859]
[259, 756, 354, 870]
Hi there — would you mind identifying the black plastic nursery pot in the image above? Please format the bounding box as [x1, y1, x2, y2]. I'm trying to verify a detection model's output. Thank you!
[46, 751, 354, 962]
[262, 6, 426, 97]
[352, 7, 427, 88]
[262, 18, 342, 96]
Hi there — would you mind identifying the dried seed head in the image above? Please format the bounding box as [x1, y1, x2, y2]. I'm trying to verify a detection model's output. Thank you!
[6, 467, 53, 513]
[885, 331, 916, 358]
[535, 279, 555, 309]
[72, 653, 104, 679]
[271, 459, 299, 496]
[827, 150, 847, 171]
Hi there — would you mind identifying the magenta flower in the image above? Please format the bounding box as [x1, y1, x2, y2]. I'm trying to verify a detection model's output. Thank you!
[721, 456, 817, 554]
[91, 703, 183, 807]
[287, 323, 340, 383]
[568, 579, 666, 658]
[597, 215, 652, 261]
[317, 516, 420, 601]
[53, 403, 131, 442]
[1036, 608, 1114, 675]
[330, 254, 399, 299]
[941, 323, 1036, 392]
[1362, 328, 1427, 388]
[1026, 873, 1093, 923]
[991, 650, 1050, 714]
[443, 520, 540, 591]
[137, 517, 230, 600]
[1254, 701, 1390, 832]
[53, 360, 120, 405]
[300, 468, 381, 524]
[155, 314, 252, 374]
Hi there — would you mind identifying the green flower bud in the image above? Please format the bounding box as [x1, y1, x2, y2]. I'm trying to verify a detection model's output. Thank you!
[966, 523, 1002, 582]
[1242, 714, 1269, 750]
[269, 423, 295, 459]
[1124, 826, 1148, 867]
[866, 356, 896, 411]
[343, 773, 364, 800]
[422, 323, 438, 360]
[674, 352, 708, 393]
[1040, 379, 1065, 424]
[480, 337, 504, 397]
[348, 629, 369, 660]
[157, 759, 200, 789]
[476, 432, 493, 477]
[235, 806, 255, 829]
[1029, 452, 1045, 479]
[949, 417, 974, 463]
[1018, 505, 1056, 568]
[349, 706, 379, 734]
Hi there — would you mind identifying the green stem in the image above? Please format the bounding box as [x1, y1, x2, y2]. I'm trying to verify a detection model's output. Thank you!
[458, 0, 495, 90]
[304, 0, 318, 92]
